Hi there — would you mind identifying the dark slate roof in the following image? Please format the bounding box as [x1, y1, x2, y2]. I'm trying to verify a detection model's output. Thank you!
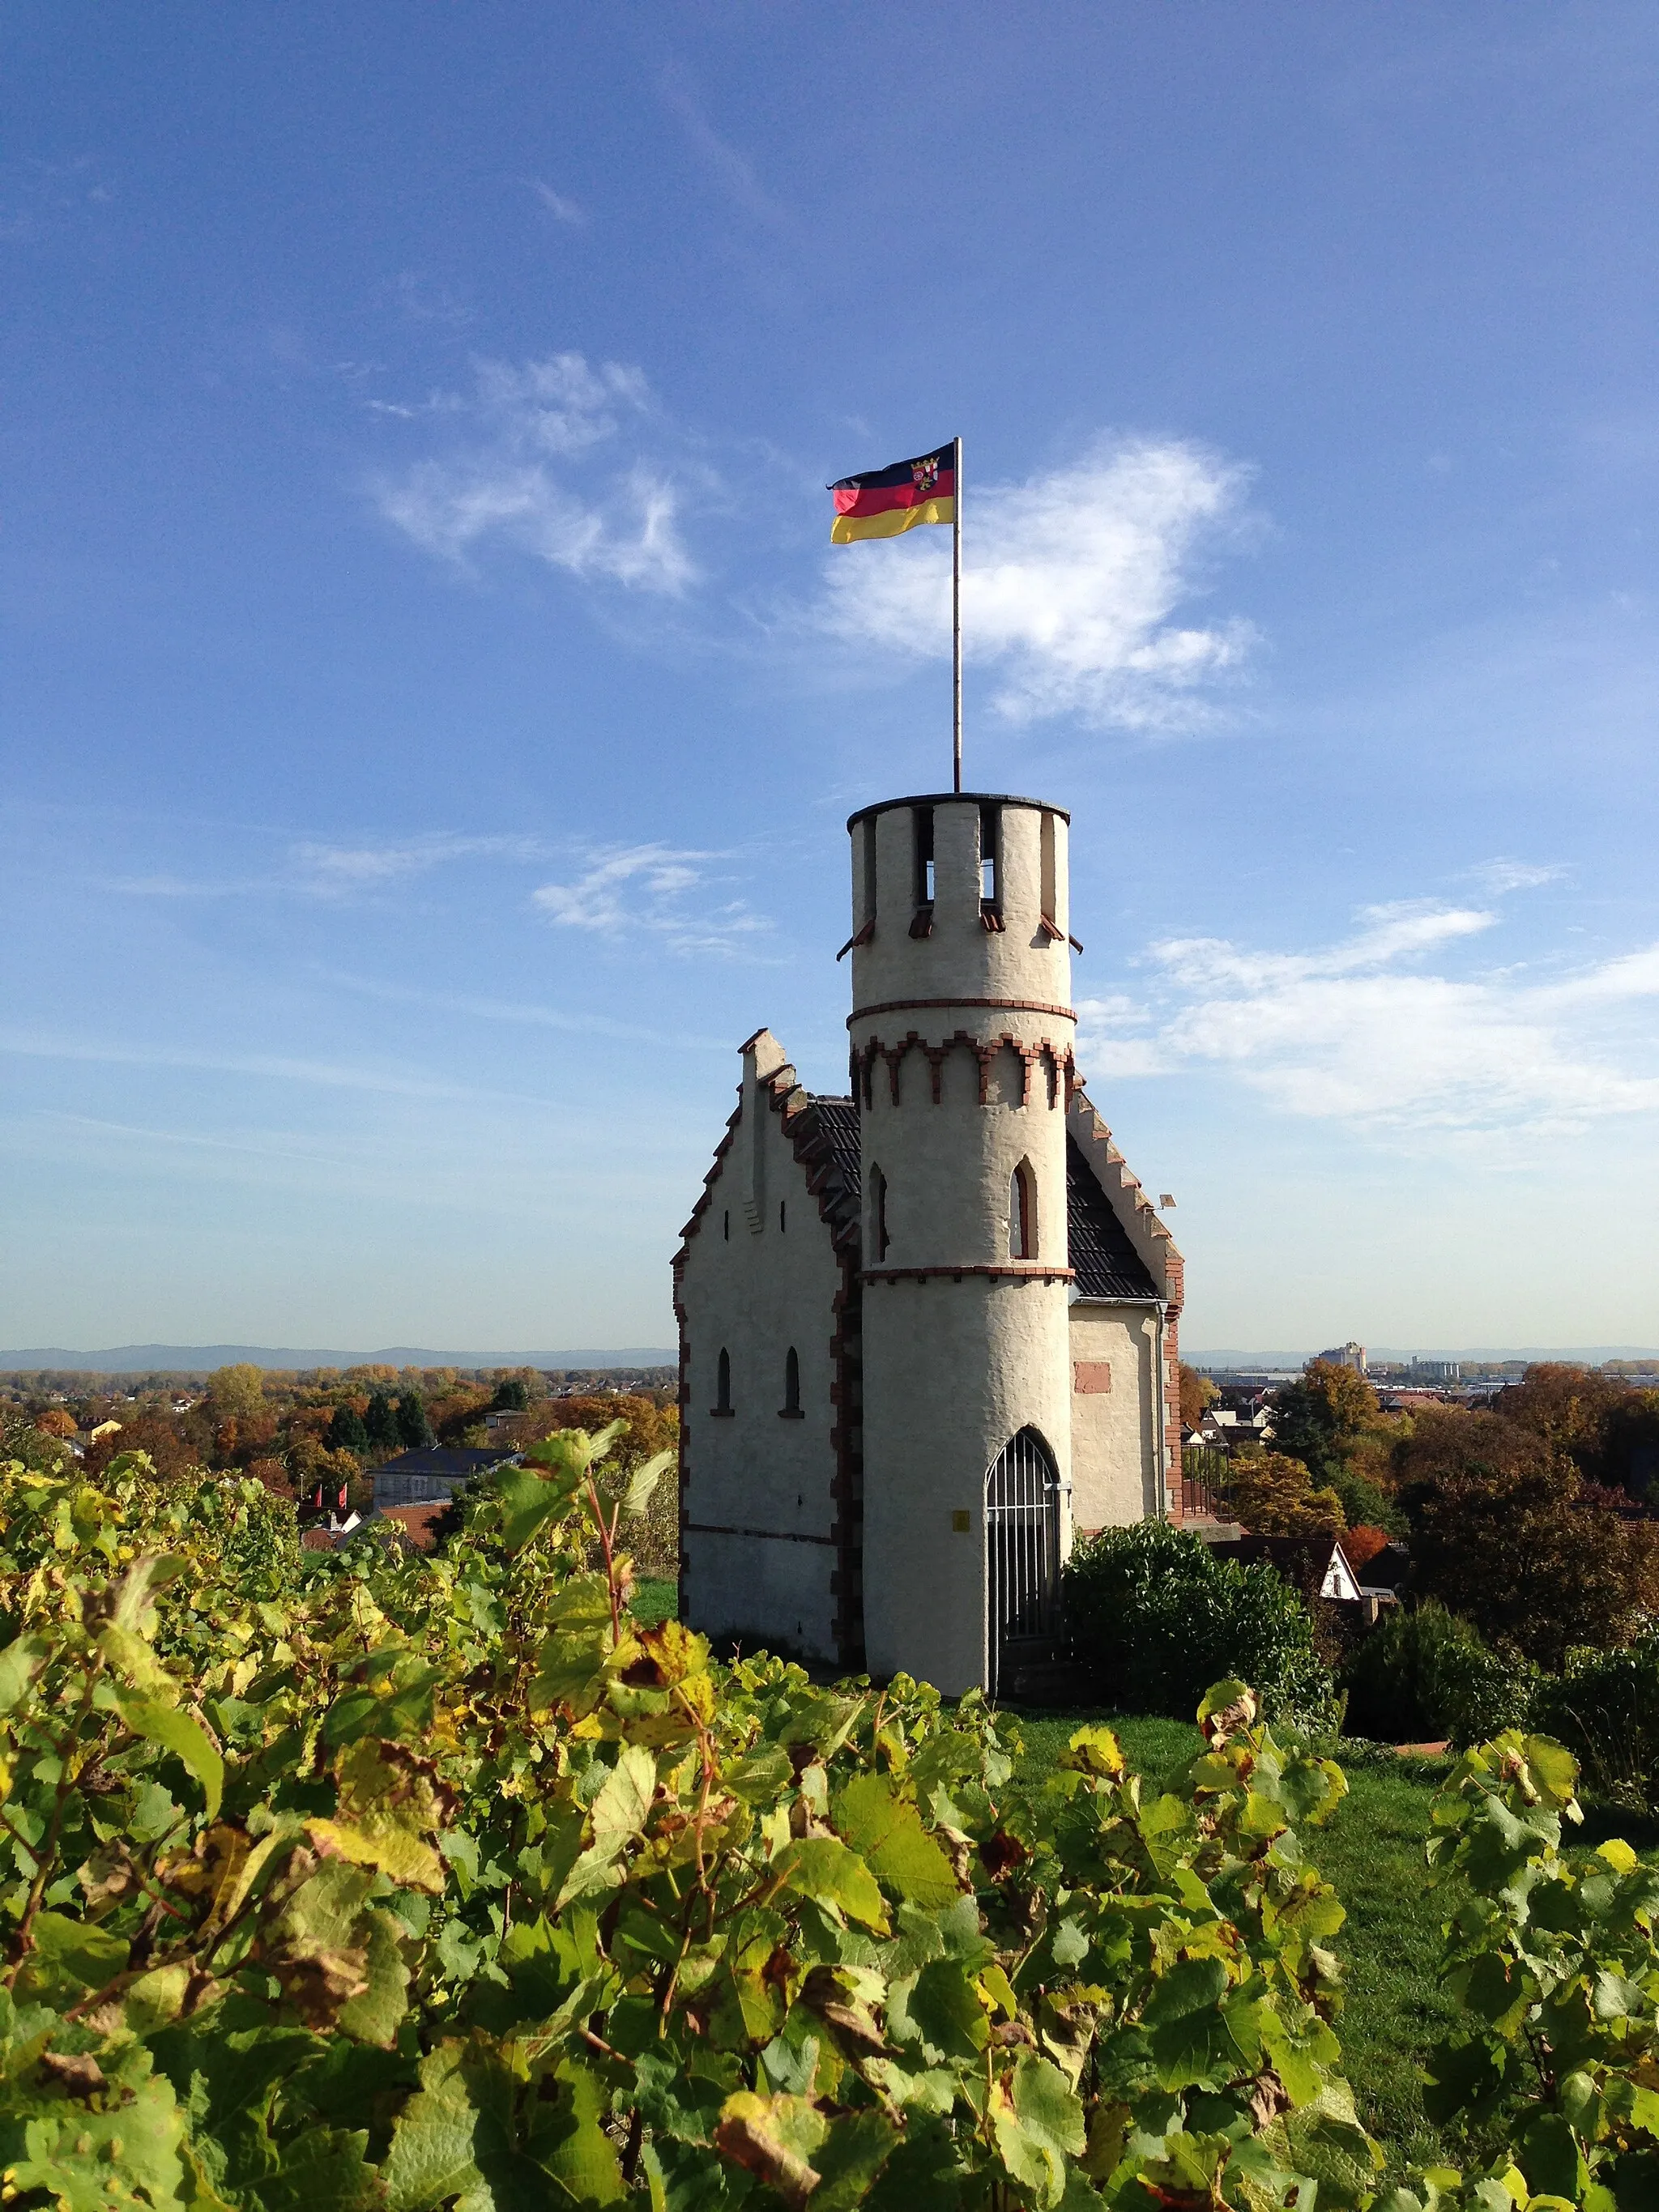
[375, 1447, 515, 1478]
[812, 1097, 861, 1200]
[1067, 1136, 1158, 1299]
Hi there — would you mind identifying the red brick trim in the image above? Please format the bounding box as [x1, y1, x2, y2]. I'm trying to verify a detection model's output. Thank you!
[850, 995, 1077, 1024]
[855, 1030, 1077, 1110]
[864, 1264, 1075, 1284]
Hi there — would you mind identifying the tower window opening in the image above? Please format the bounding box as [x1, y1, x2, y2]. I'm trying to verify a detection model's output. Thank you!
[716, 1348, 732, 1413]
[860, 816, 878, 924]
[1039, 809, 1059, 934]
[783, 1346, 801, 1415]
[723, 1209, 729, 1241]
[1009, 1160, 1036, 1260]
[779, 1200, 787, 1234]
[913, 806, 935, 906]
[869, 1164, 890, 1261]
[979, 803, 1001, 908]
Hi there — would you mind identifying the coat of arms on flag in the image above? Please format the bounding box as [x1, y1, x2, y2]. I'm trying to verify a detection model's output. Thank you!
[829, 442, 957, 543]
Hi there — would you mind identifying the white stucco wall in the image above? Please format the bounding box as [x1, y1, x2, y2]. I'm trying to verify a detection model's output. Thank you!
[677, 1038, 847, 1661]
[1068, 1302, 1162, 1530]
[850, 794, 1077, 1695]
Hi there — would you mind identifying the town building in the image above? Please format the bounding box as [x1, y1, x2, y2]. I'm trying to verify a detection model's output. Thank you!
[1316, 1341, 1368, 1375]
[674, 788, 1187, 1697]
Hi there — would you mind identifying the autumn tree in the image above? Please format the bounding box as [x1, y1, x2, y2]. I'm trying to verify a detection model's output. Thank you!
[85, 1413, 199, 1481]
[1499, 1362, 1659, 1498]
[1272, 1359, 1404, 1532]
[32, 1409, 77, 1438]
[205, 1362, 266, 1423]
[1222, 1451, 1347, 1538]
[1178, 1363, 1219, 1430]
[1396, 1406, 1659, 1667]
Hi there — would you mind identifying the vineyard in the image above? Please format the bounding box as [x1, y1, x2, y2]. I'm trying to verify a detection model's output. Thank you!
[3, 1435, 1659, 2212]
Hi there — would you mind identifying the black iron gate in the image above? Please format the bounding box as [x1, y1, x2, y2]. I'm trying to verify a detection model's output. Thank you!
[985, 1426, 1062, 1698]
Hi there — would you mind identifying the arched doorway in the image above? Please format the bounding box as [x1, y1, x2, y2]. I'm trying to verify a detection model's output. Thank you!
[984, 1427, 1062, 1698]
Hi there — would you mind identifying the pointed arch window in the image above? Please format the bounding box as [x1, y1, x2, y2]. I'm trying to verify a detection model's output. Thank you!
[713, 1347, 733, 1416]
[780, 1346, 802, 1417]
[1009, 1160, 1036, 1260]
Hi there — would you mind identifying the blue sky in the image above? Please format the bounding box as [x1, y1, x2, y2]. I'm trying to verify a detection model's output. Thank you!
[4, 4, 1658, 1357]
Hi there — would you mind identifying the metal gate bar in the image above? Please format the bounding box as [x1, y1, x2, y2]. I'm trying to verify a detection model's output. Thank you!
[985, 1427, 1060, 1698]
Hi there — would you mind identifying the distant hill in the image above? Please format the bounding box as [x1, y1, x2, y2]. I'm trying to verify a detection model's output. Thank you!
[0, 1345, 678, 1375]
[1190, 1345, 1659, 1366]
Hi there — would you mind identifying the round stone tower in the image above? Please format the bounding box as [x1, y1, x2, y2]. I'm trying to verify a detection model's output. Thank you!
[847, 791, 1077, 1694]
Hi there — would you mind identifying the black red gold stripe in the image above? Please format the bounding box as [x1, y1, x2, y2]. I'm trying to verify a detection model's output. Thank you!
[829, 443, 956, 543]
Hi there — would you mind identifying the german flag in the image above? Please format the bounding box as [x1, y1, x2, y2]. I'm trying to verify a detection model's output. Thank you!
[830, 441, 956, 543]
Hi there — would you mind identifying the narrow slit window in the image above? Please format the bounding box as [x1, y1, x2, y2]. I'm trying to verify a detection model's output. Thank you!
[913, 806, 935, 906]
[783, 1346, 800, 1414]
[1009, 1161, 1036, 1260]
[870, 1164, 889, 1261]
[979, 803, 1000, 907]
[723, 1209, 730, 1240]
[861, 816, 878, 925]
[716, 1348, 732, 1413]
[779, 1200, 787, 1234]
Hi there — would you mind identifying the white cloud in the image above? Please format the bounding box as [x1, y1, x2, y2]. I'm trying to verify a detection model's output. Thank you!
[531, 844, 770, 957]
[821, 436, 1256, 728]
[373, 352, 694, 595]
[1466, 858, 1569, 893]
[289, 833, 541, 895]
[529, 181, 585, 225]
[1076, 899, 1659, 1140]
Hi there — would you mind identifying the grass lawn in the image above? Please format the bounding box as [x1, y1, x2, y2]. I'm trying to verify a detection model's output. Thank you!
[629, 1575, 679, 1627]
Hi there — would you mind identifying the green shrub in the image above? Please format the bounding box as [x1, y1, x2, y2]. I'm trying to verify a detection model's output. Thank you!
[1533, 1628, 1659, 1809]
[1341, 1601, 1536, 1746]
[1063, 1518, 1340, 1732]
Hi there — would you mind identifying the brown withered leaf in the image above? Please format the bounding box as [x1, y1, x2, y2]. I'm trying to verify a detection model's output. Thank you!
[270, 1945, 370, 2027]
[38, 2050, 107, 2098]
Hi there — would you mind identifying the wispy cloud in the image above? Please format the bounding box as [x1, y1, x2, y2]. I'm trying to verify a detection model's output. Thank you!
[528, 180, 585, 225]
[0, 1032, 552, 1106]
[821, 435, 1256, 730]
[658, 62, 789, 229]
[322, 970, 727, 1051]
[289, 833, 542, 896]
[1077, 893, 1659, 1140]
[1465, 858, 1569, 894]
[372, 352, 694, 594]
[531, 843, 770, 957]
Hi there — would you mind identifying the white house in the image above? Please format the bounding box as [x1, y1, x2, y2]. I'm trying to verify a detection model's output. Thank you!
[674, 789, 1188, 1697]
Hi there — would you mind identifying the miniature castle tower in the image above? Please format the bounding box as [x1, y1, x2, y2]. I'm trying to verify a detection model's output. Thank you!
[674, 786, 1184, 1698]
[849, 793, 1077, 1694]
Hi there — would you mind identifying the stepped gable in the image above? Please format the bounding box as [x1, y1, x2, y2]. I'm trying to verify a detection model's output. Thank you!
[675, 1039, 861, 1263]
[1066, 1135, 1158, 1299]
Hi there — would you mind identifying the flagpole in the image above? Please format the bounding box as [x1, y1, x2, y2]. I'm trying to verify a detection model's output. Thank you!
[952, 434, 962, 794]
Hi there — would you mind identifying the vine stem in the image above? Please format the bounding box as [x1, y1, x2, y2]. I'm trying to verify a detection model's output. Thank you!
[585, 1473, 624, 1648]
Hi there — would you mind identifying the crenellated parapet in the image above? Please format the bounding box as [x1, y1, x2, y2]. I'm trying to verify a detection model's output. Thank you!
[851, 1029, 1079, 1110]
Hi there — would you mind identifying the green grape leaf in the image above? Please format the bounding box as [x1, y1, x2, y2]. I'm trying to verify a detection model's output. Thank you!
[833, 1775, 960, 1909]
[771, 1837, 889, 1933]
[114, 1688, 224, 1819]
